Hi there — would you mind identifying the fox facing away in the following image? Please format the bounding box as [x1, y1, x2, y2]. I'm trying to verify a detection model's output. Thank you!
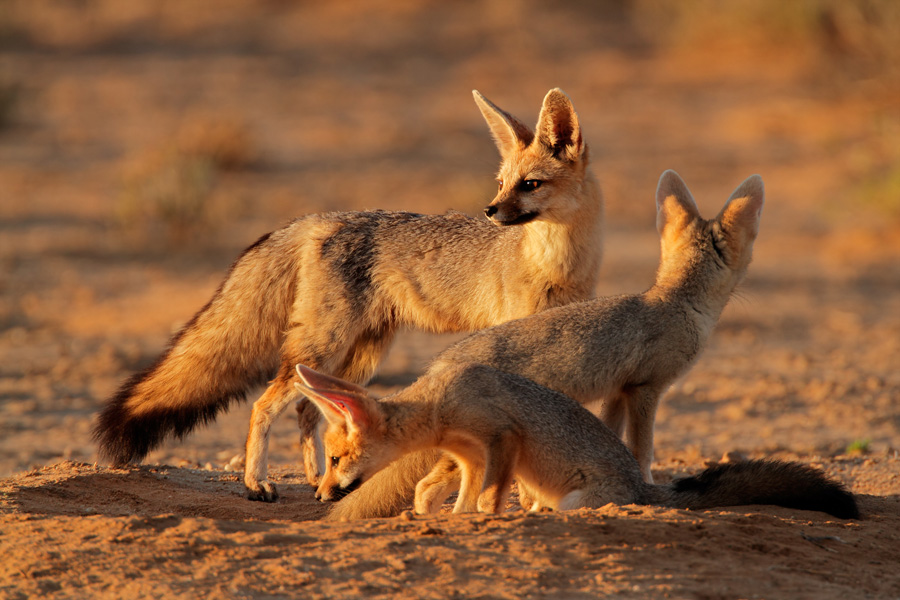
[329, 170, 771, 520]
[295, 363, 858, 520]
[93, 88, 605, 501]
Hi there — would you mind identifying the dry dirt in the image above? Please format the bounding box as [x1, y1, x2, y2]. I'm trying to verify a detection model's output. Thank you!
[1, 2, 899, 599]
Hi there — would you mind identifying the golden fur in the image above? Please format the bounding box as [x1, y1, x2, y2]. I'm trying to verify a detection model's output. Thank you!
[93, 88, 605, 501]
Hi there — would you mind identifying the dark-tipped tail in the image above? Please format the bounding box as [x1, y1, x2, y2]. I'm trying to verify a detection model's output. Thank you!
[649, 460, 858, 519]
[92, 360, 256, 466]
[93, 230, 295, 465]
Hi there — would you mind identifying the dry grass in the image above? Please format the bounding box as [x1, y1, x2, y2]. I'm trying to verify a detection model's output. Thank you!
[115, 116, 255, 245]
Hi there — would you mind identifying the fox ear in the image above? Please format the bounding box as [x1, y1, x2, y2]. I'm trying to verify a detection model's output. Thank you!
[295, 364, 369, 396]
[535, 88, 583, 162]
[716, 174, 765, 252]
[656, 170, 701, 236]
[295, 382, 374, 432]
[473, 90, 534, 159]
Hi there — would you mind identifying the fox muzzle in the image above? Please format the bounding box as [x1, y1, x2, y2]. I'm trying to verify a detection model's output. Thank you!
[316, 476, 363, 502]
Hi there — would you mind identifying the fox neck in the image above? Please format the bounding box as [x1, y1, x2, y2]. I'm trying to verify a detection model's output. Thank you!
[520, 170, 604, 296]
[648, 256, 743, 339]
[378, 392, 442, 458]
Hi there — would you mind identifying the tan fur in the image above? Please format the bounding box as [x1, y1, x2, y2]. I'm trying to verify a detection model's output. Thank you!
[297, 361, 857, 521]
[92, 89, 605, 502]
[330, 171, 766, 519]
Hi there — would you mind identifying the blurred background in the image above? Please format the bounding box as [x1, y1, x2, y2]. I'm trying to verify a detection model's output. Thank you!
[1, 0, 898, 476]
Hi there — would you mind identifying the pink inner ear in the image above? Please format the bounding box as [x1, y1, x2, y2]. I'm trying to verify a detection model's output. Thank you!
[332, 398, 352, 416]
[318, 389, 371, 430]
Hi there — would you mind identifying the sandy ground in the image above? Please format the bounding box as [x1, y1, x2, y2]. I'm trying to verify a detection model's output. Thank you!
[2, 2, 899, 598]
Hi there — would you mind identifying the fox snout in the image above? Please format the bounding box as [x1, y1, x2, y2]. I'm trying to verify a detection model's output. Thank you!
[484, 197, 539, 226]
[315, 477, 362, 502]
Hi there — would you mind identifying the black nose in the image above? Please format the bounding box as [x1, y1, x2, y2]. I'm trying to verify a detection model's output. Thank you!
[484, 205, 498, 217]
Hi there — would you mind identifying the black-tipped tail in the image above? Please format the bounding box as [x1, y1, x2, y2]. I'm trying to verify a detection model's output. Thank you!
[657, 460, 858, 520]
[92, 365, 250, 466]
[92, 229, 294, 466]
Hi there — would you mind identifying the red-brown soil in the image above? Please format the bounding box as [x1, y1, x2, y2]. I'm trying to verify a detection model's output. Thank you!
[2, 2, 898, 598]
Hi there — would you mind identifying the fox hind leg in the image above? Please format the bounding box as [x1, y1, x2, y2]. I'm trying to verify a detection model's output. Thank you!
[297, 401, 327, 485]
[246, 322, 363, 500]
[622, 385, 662, 484]
[599, 394, 626, 439]
[476, 431, 520, 514]
[244, 366, 302, 501]
[517, 480, 539, 511]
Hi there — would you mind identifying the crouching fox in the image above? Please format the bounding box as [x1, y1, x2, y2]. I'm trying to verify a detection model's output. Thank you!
[296, 364, 858, 520]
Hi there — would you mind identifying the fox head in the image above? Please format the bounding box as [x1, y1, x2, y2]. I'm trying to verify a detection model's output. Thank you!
[294, 365, 392, 503]
[654, 170, 765, 297]
[475, 88, 589, 226]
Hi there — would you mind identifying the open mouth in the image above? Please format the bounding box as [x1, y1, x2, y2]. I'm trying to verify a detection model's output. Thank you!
[492, 211, 539, 226]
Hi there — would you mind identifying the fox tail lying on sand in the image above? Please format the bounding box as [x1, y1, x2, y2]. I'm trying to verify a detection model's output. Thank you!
[325, 454, 859, 521]
[635, 459, 858, 519]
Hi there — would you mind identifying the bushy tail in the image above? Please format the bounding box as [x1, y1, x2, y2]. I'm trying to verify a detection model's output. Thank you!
[93, 231, 298, 465]
[645, 460, 859, 519]
[326, 450, 442, 521]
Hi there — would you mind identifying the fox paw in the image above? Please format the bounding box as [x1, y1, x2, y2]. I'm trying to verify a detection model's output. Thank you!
[246, 481, 278, 502]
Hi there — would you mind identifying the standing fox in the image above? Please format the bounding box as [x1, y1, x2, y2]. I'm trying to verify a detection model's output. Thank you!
[295, 362, 858, 520]
[329, 170, 769, 520]
[93, 88, 606, 501]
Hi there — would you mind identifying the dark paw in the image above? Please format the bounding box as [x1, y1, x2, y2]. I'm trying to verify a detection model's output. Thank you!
[246, 481, 278, 502]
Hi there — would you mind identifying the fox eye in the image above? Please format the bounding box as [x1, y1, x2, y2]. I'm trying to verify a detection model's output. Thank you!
[330, 456, 340, 468]
[521, 179, 542, 192]
[497, 179, 503, 190]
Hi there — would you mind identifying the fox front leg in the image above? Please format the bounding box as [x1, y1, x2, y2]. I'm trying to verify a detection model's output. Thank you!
[414, 455, 461, 515]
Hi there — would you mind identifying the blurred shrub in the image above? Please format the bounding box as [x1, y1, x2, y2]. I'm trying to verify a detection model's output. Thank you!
[116, 116, 255, 246]
[118, 148, 217, 245]
[176, 115, 256, 172]
[848, 115, 900, 220]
